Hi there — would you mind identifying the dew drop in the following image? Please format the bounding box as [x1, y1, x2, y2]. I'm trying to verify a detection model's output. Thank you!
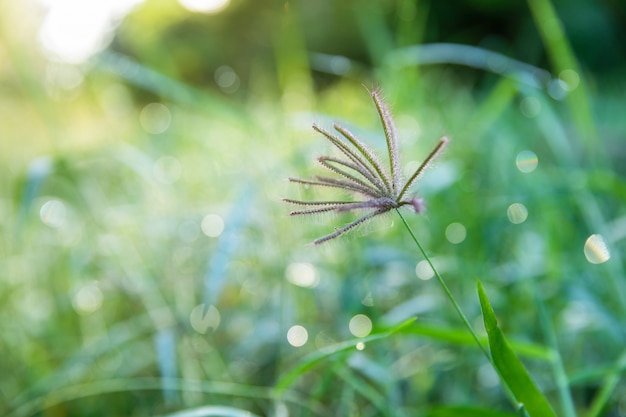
[584, 234, 610, 264]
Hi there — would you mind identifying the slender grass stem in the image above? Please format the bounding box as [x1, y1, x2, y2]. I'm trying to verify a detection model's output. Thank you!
[396, 209, 526, 411]
[395, 209, 491, 361]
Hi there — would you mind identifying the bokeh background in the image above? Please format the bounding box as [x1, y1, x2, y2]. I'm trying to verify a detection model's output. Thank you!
[1, 0, 625, 416]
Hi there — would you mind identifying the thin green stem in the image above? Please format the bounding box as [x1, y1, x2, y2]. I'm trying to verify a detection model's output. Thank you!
[395, 209, 491, 362]
[396, 210, 525, 411]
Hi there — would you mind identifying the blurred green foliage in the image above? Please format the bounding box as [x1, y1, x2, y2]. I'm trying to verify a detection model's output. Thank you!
[1, 0, 625, 416]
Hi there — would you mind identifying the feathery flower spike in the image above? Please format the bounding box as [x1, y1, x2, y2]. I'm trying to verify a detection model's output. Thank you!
[285, 88, 449, 244]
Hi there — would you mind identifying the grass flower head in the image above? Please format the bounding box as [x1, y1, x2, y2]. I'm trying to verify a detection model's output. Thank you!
[285, 89, 449, 244]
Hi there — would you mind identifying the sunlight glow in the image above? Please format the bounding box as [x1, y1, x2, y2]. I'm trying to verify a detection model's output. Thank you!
[179, 0, 230, 14]
[584, 234, 610, 264]
[37, 0, 144, 63]
[287, 325, 308, 347]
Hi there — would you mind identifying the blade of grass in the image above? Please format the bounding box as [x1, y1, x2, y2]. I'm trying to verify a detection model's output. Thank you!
[584, 350, 626, 417]
[526, 0, 601, 164]
[477, 281, 557, 417]
[405, 323, 552, 361]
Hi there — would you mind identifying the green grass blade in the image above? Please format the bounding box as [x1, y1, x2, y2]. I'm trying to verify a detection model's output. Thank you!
[526, 0, 600, 163]
[405, 324, 552, 361]
[477, 281, 556, 417]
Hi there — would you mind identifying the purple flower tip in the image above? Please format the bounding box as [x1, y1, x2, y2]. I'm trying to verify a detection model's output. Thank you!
[411, 198, 425, 213]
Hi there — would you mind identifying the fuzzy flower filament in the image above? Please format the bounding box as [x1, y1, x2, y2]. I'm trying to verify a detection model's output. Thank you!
[285, 89, 449, 244]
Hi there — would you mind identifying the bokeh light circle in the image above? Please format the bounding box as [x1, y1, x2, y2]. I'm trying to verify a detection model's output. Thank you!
[285, 262, 319, 288]
[287, 325, 308, 347]
[507, 203, 528, 224]
[349, 314, 372, 338]
[215, 65, 240, 93]
[519, 96, 541, 118]
[584, 234, 610, 264]
[40, 199, 67, 228]
[415, 260, 434, 280]
[140, 103, 171, 134]
[516, 150, 539, 173]
[201, 214, 224, 237]
[190, 304, 221, 333]
[73, 283, 103, 315]
[445, 222, 466, 244]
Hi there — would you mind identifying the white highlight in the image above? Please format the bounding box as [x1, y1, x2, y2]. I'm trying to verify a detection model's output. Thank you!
[287, 325, 308, 347]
